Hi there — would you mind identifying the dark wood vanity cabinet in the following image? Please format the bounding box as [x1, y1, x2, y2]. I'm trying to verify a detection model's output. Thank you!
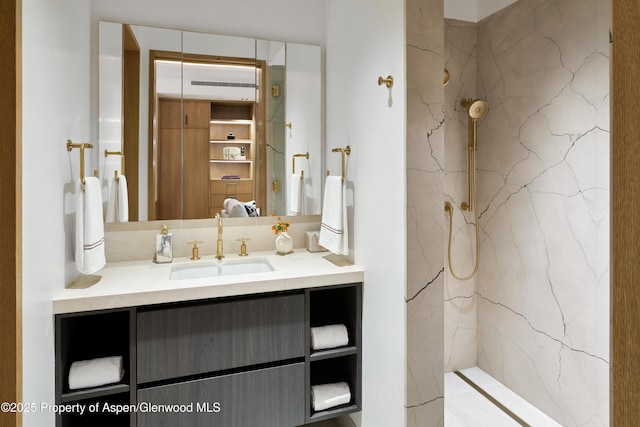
[137, 294, 305, 383]
[54, 283, 362, 427]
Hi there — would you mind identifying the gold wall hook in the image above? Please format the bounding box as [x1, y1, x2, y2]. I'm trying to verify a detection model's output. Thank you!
[378, 75, 394, 89]
[444, 69, 451, 86]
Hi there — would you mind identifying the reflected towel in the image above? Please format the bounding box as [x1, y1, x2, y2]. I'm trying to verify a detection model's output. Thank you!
[288, 173, 304, 216]
[319, 176, 348, 255]
[311, 382, 351, 412]
[311, 324, 349, 350]
[68, 356, 124, 390]
[75, 177, 106, 274]
[105, 175, 129, 223]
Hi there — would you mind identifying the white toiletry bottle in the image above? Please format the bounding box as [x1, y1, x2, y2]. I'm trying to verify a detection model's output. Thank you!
[155, 225, 173, 263]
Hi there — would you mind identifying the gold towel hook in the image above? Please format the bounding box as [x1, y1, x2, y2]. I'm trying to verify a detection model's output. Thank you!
[330, 146, 351, 182]
[378, 75, 394, 89]
[66, 140, 94, 185]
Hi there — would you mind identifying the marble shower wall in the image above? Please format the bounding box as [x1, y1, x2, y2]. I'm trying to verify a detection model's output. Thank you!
[405, 0, 445, 425]
[475, 0, 610, 426]
[266, 65, 286, 216]
[443, 18, 479, 373]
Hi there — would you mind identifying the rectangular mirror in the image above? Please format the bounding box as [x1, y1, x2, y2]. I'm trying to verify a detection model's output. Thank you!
[98, 22, 323, 222]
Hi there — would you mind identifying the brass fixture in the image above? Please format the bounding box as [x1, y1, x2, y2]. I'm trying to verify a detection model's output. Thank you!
[237, 238, 251, 256]
[272, 180, 281, 192]
[293, 152, 309, 179]
[444, 97, 488, 281]
[285, 122, 292, 129]
[187, 240, 203, 260]
[66, 140, 94, 185]
[215, 213, 224, 260]
[377, 75, 394, 89]
[459, 98, 488, 211]
[104, 149, 125, 181]
[272, 85, 280, 97]
[444, 69, 450, 87]
[444, 201, 480, 281]
[330, 146, 351, 182]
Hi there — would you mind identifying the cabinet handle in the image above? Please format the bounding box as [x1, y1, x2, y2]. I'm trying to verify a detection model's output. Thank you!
[185, 115, 188, 126]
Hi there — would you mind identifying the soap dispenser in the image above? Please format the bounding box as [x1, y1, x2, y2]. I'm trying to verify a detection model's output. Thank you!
[155, 225, 173, 263]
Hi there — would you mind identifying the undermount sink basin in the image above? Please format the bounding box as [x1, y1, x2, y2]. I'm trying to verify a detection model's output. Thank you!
[169, 257, 274, 280]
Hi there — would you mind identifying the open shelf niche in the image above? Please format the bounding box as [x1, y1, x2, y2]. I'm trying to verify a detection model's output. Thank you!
[305, 283, 362, 423]
[55, 307, 135, 427]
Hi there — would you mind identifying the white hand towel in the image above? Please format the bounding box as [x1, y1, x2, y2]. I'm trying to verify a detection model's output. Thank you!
[319, 176, 348, 255]
[105, 177, 117, 223]
[311, 382, 351, 412]
[117, 175, 129, 223]
[311, 324, 349, 350]
[106, 175, 129, 223]
[68, 356, 124, 390]
[288, 173, 303, 216]
[75, 177, 106, 274]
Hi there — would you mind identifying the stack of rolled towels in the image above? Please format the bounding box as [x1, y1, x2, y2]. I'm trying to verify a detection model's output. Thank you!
[310, 324, 349, 351]
[310, 324, 351, 411]
[68, 356, 124, 390]
[311, 381, 351, 411]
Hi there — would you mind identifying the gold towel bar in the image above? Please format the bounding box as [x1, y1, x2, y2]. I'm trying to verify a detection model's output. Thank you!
[66, 140, 94, 185]
[329, 146, 351, 182]
[292, 152, 309, 180]
[105, 150, 125, 181]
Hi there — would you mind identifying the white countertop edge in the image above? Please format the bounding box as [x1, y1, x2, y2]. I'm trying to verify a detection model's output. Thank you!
[54, 250, 364, 314]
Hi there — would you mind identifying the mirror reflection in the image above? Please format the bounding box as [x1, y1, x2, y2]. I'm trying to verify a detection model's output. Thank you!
[98, 22, 322, 222]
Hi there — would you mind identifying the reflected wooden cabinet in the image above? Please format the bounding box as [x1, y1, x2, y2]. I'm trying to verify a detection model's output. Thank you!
[156, 98, 257, 219]
[157, 99, 210, 219]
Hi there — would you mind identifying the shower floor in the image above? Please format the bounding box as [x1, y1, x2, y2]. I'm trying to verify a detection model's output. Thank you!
[445, 367, 562, 427]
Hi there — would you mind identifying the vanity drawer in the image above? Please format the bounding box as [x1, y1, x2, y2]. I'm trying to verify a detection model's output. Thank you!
[137, 293, 305, 383]
[137, 363, 305, 427]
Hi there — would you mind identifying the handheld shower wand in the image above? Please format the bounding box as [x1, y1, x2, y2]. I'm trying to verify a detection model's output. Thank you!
[445, 98, 488, 281]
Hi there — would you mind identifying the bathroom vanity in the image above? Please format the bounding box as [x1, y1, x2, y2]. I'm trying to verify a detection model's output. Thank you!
[53, 250, 363, 427]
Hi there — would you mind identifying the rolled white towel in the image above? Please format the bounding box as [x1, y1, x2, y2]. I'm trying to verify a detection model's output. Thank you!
[311, 382, 351, 412]
[310, 324, 349, 350]
[68, 356, 124, 390]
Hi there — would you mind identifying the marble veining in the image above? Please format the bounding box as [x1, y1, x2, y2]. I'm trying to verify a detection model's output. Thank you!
[444, 0, 609, 426]
[406, 0, 445, 425]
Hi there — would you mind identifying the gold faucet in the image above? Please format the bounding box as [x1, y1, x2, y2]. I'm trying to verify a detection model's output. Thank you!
[215, 213, 224, 260]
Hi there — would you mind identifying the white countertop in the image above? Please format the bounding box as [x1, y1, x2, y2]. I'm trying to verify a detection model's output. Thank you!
[53, 249, 364, 314]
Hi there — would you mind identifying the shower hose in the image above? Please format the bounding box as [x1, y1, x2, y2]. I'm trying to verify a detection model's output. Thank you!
[445, 190, 480, 281]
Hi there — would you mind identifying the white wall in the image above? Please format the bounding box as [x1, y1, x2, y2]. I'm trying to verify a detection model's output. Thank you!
[92, 0, 325, 46]
[22, 0, 92, 425]
[325, 0, 406, 426]
[445, 0, 519, 22]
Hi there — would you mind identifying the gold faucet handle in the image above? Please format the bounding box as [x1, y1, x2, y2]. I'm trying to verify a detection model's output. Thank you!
[187, 240, 203, 260]
[236, 238, 251, 257]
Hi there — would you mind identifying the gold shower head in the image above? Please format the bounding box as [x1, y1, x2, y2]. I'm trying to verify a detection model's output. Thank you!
[468, 99, 488, 120]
